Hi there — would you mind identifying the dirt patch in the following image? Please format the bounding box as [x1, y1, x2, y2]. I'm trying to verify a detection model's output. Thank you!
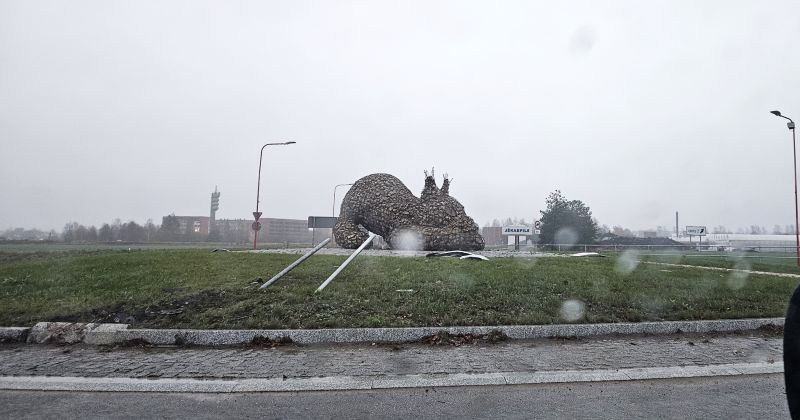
[121, 338, 152, 347]
[0, 250, 104, 264]
[418, 329, 509, 346]
[756, 324, 784, 334]
[50, 290, 231, 326]
[248, 335, 294, 348]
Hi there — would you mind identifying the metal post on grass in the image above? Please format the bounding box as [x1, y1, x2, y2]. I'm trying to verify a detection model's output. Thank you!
[316, 233, 376, 293]
[771, 110, 799, 266]
[333, 183, 354, 217]
[259, 238, 331, 290]
[253, 141, 296, 250]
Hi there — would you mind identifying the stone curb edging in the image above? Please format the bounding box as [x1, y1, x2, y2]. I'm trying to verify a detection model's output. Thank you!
[1, 317, 783, 346]
[0, 327, 29, 343]
[0, 362, 784, 393]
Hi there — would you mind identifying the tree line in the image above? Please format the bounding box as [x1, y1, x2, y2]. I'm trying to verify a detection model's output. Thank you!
[58, 216, 248, 243]
[484, 189, 799, 246]
[61, 219, 160, 243]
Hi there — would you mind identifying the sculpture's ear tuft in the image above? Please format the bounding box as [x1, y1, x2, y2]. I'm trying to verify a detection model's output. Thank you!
[441, 173, 451, 195]
[422, 167, 439, 198]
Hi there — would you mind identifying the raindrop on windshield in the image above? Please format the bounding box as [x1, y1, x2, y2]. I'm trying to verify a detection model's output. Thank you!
[615, 249, 640, 275]
[555, 227, 578, 248]
[394, 230, 423, 255]
[726, 260, 751, 290]
[560, 299, 585, 322]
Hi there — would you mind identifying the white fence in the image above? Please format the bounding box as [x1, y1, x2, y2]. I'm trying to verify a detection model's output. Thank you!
[491, 243, 800, 254]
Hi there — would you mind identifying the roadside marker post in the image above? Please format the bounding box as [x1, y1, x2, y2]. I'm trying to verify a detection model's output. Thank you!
[259, 238, 331, 290]
[316, 233, 376, 293]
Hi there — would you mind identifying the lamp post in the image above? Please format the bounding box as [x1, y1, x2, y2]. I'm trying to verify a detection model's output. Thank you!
[332, 183, 354, 217]
[771, 110, 799, 266]
[253, 141, 296, 250]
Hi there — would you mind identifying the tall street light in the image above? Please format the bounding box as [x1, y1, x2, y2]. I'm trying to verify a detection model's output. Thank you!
[332, 183, 354, 217]
[771, 110, 798, 266]
[253, 141, 296, 250]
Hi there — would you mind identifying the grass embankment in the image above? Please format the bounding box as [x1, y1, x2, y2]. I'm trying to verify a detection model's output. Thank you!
[635, 251, 800, 275]
[0, 249, 797, 329]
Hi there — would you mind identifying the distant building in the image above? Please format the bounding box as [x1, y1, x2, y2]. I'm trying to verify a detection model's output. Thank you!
[164, 215, 326, 244]
[257, 218, 316, 244]
[163, 188, 329, 245]
[171, 216, 210, 236]
[675, 233, 798, 251]
[214, 219, 251, 244]
[481, 226, 504, 247]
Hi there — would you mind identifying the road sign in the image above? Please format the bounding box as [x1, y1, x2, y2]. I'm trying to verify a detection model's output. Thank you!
[308, 216, 338, 229]
[252, 221, 262, 231]
[502, 225, 533, 236]
[686, 226, 707, 236]
[253, 211, 262, 220]
[535, 229, 541, 235]
[534, 220, 541, 230]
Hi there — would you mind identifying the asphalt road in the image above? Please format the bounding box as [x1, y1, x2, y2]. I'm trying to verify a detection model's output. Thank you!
[1, 374, 788, 419]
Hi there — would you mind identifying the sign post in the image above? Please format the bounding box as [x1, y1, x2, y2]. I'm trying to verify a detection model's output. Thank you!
[533, 220, 542, 251]
[502, 225, 533, 251]
[686, 225, 707, 246]
[252, 212, 263, 249]
[308, 217, 338, 248]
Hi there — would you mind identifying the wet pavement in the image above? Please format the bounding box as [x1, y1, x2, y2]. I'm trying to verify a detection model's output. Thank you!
[0, 331, 782, 380]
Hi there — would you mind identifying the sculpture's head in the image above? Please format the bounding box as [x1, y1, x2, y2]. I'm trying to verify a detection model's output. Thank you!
[412, 169, 485, 251]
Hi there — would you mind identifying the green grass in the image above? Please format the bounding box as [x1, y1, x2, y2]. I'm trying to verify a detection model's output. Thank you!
[0, 249, 797, 329]
[636, 251, 800, 275]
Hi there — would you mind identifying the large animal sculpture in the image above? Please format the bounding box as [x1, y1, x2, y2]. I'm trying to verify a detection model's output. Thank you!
[334, 170, 485, 251]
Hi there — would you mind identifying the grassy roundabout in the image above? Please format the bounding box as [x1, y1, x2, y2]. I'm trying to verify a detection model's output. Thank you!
[0, 249, 797, 329]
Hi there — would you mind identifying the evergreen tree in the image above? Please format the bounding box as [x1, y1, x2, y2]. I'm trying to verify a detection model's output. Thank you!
[98, 224, 113, 242]
[539, 190, 598, 245]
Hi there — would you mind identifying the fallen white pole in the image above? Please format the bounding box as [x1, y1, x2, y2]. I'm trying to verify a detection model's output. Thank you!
[315, 233, 376, 293]
[259, 238, 331, 290]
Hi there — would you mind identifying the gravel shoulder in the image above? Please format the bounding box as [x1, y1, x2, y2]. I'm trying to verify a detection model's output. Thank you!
[0, 330, 781, 380]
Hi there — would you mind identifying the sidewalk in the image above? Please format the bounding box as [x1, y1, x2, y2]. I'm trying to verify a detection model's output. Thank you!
[0, 330, 783, 392]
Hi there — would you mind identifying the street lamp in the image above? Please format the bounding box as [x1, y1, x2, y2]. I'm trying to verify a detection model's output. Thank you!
[332, 183, 354, 217]
[253, 141, 296, 250]
[771, 110, 799, 266]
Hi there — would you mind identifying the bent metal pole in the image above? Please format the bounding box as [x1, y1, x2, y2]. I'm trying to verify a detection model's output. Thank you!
[253, 141, 295, 250]
[316, 233, 376, 293]
[259, 238, 331, 290]
[793, 123, 799, 267]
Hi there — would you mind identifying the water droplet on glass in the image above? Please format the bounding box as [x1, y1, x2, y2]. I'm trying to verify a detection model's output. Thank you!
[448, 272, 475, 290]
[615, 249, 640, 275]
[394, 230, 423, 254]
[726, 260, 750, 290]
[555, 227, 578, 248]
[560, 299, 585, 322]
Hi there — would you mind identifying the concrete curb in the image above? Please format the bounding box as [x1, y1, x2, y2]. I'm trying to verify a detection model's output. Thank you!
[0, 362, 784, 393]
[0, 327, 29, 343]
[10, 317, 783, 346]
[25, 322, 128, 345]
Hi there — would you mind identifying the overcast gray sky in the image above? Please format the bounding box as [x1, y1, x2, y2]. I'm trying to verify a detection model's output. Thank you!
[2, 0, 800, 232]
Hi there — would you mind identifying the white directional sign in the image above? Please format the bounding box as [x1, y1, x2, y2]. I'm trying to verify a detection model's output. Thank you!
[686, 226, 707, 236]
[502, 225, 533, 236]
